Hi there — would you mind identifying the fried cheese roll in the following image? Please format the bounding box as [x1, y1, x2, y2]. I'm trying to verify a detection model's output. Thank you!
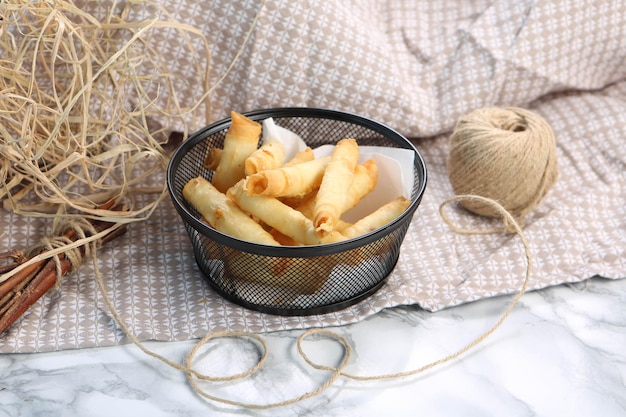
[228, 180, 322, 245]
[244, 140, 286, 176]
[183, 177, 279, 246]
[313, 138, 360, 236]
[283, 147, 314, 167]
[339, 196, 411, 239]
[226, 250, 330, 294]
[343, 158, 379, 212]
[202, 148, 222, 170]
[212, 111, 261, 192]
[244, 156, 330, 198]
[295, 158, 378, 218]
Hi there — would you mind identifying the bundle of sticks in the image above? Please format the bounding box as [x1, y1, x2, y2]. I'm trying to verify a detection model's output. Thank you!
[0, 201, 127, 335]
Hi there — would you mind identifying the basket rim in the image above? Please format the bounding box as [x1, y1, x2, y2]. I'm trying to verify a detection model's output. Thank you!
[166, 107, 428, 257]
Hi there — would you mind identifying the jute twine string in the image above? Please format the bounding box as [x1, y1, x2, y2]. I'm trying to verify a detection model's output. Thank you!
[77, 194, 532, 410]
[447, 107, 558, 231]
[35, 219, 100, 288]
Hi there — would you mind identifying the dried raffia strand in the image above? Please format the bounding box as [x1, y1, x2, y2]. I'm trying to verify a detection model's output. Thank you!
[0, 0, 270, 323]
[87, 194, 531, 409]
[0, 0, 266, 325]
[0, 0, 213, 228]
[0, 0, 214, 291]
[36, 231, 91, 290]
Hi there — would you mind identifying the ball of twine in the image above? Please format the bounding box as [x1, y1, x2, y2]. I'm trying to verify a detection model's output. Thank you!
[446, 107, 558, 225]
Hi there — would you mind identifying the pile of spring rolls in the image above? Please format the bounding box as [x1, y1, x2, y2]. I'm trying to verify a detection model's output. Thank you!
[183, 112, 411, 247]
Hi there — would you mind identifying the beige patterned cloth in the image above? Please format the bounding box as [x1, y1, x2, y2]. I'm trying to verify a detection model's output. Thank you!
[1, 0, 624, 352]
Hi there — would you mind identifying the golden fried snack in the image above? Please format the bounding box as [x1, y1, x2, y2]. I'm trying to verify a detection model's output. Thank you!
[228, 180, 322, 245]
[212, 111, 261, 192]
[244, 140, 286, 176]
[244, 156, 330, 198]
[183, 176, 280, 246]
[313, 138, 359, 235]
[269, 228, 302, 246]
[202, 148, 222, 170]
[288, 192, 317, 218]
[345, 159, 378, 210]
[340, 196, 411, 239]
[296, 158, 378, 220]
[278, 190, 317, 210]
[283, 147, 314, 167]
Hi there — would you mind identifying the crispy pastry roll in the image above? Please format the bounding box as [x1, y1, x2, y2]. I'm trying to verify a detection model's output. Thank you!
[340, 196, 411, 239]
[343, 158, 378, 212]
[244, 156, 330, 198]
[269, 228, 303, 246]
[212, 111, 261, 192]
[283, 147, 315, 167]
[244, 140, 286, 176]
[202, 148, 222, 170]
[183, 176, 280, 246]
[313, 138, 360, 235]
[228, 180, 322, 245]
[294, 159, 377, 219]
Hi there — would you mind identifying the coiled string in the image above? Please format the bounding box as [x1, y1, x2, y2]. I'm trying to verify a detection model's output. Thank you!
[85, 193, 532, 410]
[446, 107, 558, 231]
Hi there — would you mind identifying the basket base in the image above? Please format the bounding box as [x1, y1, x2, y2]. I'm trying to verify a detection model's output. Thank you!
[196, 257, 398, 316]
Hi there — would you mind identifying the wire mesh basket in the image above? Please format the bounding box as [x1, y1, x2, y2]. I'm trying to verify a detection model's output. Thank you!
[167, 108, 427, 315]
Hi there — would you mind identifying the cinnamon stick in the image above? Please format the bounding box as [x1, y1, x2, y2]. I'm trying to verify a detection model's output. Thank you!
[0, 201, 128, 336]
[0, 256, 72, 334]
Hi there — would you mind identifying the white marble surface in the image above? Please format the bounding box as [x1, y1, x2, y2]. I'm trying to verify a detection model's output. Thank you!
[1, 277, 625, 417]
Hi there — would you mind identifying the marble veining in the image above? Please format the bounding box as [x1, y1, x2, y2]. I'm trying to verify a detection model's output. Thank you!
[1, 277, 625, 417]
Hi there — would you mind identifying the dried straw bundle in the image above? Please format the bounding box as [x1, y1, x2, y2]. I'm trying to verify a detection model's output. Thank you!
[0, 1, 217, 330]
[0, 0, 211, 226]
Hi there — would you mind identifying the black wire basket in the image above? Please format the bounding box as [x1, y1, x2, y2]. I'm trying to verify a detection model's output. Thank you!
[167, 108, 427, 316]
